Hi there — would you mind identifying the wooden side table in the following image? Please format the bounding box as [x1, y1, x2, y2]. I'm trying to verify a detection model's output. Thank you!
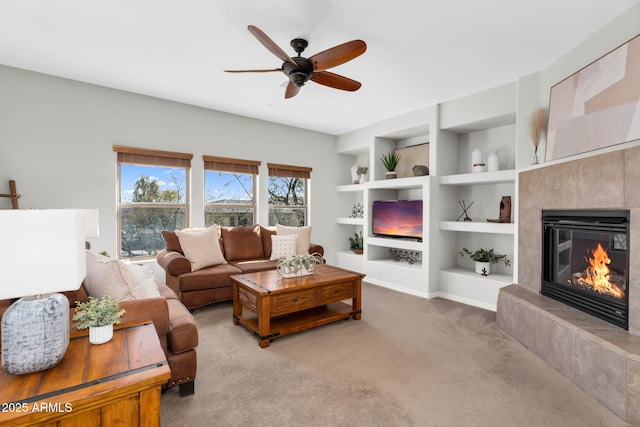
[0, 321, 170, 426]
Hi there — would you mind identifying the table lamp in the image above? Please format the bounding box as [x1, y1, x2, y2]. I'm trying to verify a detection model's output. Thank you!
[0, 209, 86, 375]
[80, 208, 100, 249]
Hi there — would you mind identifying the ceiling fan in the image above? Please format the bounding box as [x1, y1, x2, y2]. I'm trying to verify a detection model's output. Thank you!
[225, 25, 367, 99]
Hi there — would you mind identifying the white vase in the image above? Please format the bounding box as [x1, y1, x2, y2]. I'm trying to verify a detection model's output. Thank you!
[89, 324, 113, 345]
[475, 261, 491, 276]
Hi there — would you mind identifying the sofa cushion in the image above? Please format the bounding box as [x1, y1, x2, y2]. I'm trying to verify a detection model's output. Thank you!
[161, 230, 184, 254]
[260, 226, 277, 258]
[276, 224, 312, 255]
[84, 251, 134, 301]
[270, 234, 298, 260]
[176, 263, 243, 292]
[166, 298, 198, 354]
[221, 225, 264, 261]
[175, 225, 227, 271]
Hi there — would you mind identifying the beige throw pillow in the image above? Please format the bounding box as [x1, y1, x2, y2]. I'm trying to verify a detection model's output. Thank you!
[83, 252, 160, 301]
[276, 224, 312, 254]
[175, 224, 226, 270]
[83, 251, 133, 301]
[270, 234, 298, 260]
[119, 262, 161, 299]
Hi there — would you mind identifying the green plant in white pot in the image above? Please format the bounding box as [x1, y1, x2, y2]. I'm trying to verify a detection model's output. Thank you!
[458, 247, 510, 276]
[380, 152, 401, 179]
[73, 295, 126, 344]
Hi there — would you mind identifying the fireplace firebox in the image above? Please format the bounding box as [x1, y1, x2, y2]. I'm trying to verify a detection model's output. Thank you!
[542, 209, 629, 329]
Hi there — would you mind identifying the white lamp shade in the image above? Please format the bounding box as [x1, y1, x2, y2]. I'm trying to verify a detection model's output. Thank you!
[0, 209, 86, 299]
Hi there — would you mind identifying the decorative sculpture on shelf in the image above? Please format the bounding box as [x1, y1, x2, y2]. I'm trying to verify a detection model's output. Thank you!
[487, 196, 512, 223]
[457, 200, 474, 222]
[388, 248, 420, 264]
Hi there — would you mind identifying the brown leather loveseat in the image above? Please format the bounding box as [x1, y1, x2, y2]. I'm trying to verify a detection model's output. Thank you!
[157, 225, 324, 309]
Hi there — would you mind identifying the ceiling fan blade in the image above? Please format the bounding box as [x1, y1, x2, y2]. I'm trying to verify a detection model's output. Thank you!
[308, 40, 367, 71]
[284, 81, 300, 99]
[248, 25, 298, 67]
[224, 68, 283, 73]
[311, 71, 362, 92]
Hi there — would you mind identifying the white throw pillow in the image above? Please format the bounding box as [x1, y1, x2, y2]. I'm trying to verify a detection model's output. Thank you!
[270, 234, 298, 260]
[83, 251, 133, 302]
[276, 224, 312, 254]
[119, 262, 161, 299]
[175, 224, 226, 271]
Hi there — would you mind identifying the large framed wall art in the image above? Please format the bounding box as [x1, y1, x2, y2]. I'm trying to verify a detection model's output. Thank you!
[545, 34, 640, 161]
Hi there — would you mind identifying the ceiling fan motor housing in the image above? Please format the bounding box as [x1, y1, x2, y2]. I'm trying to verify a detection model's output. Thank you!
[283, 57, 313, 87]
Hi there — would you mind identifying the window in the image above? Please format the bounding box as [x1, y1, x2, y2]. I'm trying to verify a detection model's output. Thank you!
[204, 156, 260, 227]
[114, 145, 192, 259]
[267, 163, 311, 226]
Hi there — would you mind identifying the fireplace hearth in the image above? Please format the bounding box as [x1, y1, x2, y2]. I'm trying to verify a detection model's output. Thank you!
[542, 209, 630, 329]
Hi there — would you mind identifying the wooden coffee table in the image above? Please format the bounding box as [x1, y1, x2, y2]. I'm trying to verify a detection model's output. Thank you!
[231, 265, 364, 347]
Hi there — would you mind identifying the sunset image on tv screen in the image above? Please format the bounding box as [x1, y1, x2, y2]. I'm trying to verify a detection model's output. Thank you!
[373, 200, 423, 238]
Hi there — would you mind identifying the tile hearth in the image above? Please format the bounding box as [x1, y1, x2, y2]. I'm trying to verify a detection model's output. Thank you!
[497, 145, 640, 423]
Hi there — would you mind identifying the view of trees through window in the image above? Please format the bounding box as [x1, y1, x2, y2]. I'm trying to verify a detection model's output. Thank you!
[205, 171, 254, 227]
[268, 176, 307, 226]
[119, 165, 187, 258]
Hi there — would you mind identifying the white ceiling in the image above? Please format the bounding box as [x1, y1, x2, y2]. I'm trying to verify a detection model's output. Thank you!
[1, 0, 638, 135]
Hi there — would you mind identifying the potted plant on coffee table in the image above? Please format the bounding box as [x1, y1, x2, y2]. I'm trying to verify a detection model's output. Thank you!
[380, 152, 401, 179]
[458, 247, 510, 276]
[73, 295, 126, 344]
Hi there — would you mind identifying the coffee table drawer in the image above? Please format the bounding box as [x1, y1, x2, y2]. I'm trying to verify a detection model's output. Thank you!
[272, 290, 316, 315]
[318, 282, 355, 304]
[238, 287, 257, 311]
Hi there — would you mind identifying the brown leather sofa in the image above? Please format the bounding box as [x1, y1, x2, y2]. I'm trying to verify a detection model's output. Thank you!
[157, 225, 324, 309]
[0, 283, 198, 396]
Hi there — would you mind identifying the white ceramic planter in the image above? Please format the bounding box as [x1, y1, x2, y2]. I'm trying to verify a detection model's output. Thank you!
[475, 261, 491, 276]
[89, 324, 113, 345]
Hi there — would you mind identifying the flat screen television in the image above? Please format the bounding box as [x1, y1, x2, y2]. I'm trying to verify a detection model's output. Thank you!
[372, 200, 423, 240]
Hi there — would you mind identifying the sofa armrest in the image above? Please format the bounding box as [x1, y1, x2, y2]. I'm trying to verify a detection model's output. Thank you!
[117, 297, 170, 337]
[157, 249, 192, 276]
[309, 243, 324, 257]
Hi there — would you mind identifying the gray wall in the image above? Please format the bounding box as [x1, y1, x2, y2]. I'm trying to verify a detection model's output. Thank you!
[0, 65, 351, 276]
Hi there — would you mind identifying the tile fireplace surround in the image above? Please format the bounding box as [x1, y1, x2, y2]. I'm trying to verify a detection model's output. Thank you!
[497, 145, 640, 423]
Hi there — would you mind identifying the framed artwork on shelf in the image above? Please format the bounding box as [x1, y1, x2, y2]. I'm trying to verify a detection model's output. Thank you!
[393, 143, 429, 178]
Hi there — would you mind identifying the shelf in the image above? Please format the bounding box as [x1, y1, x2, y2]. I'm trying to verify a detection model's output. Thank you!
[336, 217, 364, 225]
[367, 236, 423, 251]
[439, 169, 516, 186]
[367, 175, 427, 190]
[440, 267, 513, 284]
[336, 184, 366, 193]
[439, 221, 515, 234]
[368, 258, 423, 271]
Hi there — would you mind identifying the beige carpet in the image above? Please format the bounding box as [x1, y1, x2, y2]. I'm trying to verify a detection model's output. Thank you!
[161, 283, 627, 426]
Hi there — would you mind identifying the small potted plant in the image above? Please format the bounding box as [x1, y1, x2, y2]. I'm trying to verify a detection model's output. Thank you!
[458, 247, 511, 276]
[356, 166, 369, 184]
[349, 231, 363, 254]
[73, 295, 126, 344]
[380, 152, 401, 179]
[276, 253, 324, 278]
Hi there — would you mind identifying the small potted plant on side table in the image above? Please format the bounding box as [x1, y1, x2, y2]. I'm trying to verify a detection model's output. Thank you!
[73, 295, 126, 344]
[380, 152, 401, 179]
[458, 247, 510, 276]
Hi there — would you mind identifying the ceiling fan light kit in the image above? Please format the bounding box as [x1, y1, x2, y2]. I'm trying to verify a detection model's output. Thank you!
[225, 25, 366, 99]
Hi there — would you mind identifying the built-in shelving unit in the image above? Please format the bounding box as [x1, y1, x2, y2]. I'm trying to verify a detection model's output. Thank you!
[336, 83, 519, 309]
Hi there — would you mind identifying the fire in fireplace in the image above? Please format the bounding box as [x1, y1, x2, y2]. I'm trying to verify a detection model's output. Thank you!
[542, 209, 629, 329]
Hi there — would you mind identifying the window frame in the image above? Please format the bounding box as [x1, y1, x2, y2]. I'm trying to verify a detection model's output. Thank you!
[114, 145, 192, 260]
[267, 163, 311, 227]
[203, 155, 260, 227]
